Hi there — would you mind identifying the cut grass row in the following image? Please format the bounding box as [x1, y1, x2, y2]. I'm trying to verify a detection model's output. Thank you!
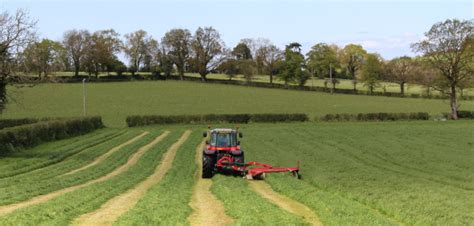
[114, 131, 202, 225]
[0, 130, 183, 225]
[0, 129, 138, 187]
[210, 175, 308, 225]
[0, 128, 123, 178]
[0, 129, 154, 205]
[242, 121, 474, 225]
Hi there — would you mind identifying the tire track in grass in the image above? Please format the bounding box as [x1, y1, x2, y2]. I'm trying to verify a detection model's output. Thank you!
[249, 181, 322, 226]
[0, 131, 169, 217]
[70, 130, 191, 226]
[188, 140, 234, 226]
[60, 131, 149, 177]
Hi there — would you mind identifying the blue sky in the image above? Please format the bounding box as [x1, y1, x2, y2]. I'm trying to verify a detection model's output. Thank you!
[1, 0, 472, 60]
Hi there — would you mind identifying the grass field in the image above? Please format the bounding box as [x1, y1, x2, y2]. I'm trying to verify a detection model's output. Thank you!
[1, 79, 472, 225]
[37, 71, 474, 97]
[0, 120, 472, 225]
[3, 80, 474, 127]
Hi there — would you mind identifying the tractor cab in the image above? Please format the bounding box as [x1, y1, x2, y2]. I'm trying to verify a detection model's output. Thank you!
[204, 128, 242, 149]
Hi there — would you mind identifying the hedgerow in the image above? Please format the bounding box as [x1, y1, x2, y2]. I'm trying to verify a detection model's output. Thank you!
[457, 111, 474, 119]
[0, 118, 40, 129]
[250, 113, 309, 122]
[0, 116, 103, 154]
[319, 112, 430, 122]
[126, 113, 309, 127]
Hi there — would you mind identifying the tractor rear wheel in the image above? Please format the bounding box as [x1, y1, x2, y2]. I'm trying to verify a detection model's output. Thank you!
[202, 154, 215, 178]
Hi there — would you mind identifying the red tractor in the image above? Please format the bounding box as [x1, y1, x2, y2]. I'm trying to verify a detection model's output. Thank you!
[202, 127, 301, 180]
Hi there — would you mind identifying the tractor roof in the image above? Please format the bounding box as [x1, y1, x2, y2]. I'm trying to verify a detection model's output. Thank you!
[210, 128, 237, 133]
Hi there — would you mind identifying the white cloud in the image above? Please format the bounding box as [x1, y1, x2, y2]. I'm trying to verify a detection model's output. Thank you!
[330, 32, 423, 59]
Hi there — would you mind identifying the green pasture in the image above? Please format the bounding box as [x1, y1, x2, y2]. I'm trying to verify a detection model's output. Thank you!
[3, 81, 473, 127]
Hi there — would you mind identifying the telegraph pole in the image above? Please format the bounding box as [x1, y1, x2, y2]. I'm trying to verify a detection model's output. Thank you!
[82, 78, 86, 117]
[329, 64, 333, 94]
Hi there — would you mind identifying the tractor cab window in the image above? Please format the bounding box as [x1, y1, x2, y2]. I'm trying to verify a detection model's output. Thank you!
[210, 132, 237, 147]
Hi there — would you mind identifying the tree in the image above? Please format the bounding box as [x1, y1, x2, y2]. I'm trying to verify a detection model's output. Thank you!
[162, 29, 192, 80]
[339, 44, 367, 91]
[123, 30, 156, 76]
[278, 42, 308, 88]
[218, 59, 239, 80]
[256, 43, 283, 85]
[417, 61, 441, 97]
[240, 38, 272, 74]
[190, 27, 225, 81]
[22, 39, 64, 77]
[141, 39, 159, 73]
[85, 29, 122, 77]
[412, 19, 474, 119]
[62, 29, 90, 77]
[306, 43, 341, 90]
[156, 44, 174, 78]
[108, 58, 127, 76]
[386, 56, 415, 95]
[239, 59, 257, 83]
[0, 9, 36, 112]
[232, 43, 252, 60]
[361, 53, 383, 94]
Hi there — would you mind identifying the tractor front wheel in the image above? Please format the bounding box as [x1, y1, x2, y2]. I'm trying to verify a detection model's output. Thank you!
[202, 154, 215, 178]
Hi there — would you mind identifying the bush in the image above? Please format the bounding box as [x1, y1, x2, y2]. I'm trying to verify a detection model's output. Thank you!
[319, 112, 430, 122]
[457, 111, 474, 119]
[442, 111, 474, 119]
[126, 113, 309, 127]
[0, 116, 103, 155]
[0, 118, 40, 130]
[250, 113, 309, 122]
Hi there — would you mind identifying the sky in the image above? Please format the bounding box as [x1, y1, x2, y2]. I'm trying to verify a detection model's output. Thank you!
[1, 0, 473, 60]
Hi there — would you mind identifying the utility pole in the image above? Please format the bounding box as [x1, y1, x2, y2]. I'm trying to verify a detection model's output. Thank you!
[329, 64, 333, 94]
[82, 78, 86, 117]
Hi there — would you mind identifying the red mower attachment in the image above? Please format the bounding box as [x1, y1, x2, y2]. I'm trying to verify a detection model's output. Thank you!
[202, 127, 301, 180]
[216, 156, 301, 180]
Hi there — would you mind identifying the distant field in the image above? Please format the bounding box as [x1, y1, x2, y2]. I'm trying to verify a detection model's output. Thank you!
[185, 73, 469, 96]
[36, 71, 474, 97]
[3, 80, 473, 127]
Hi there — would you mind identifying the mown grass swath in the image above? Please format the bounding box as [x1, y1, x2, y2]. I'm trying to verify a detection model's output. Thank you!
[0, 129, 183, 225]
[210, 175, 308, 225]
[0, 129, 153, 205]
[114, 131, 201, 225]
[0, 128, 121, 178]
[0, 129, 133, 187]
[242, 121, 474, 225]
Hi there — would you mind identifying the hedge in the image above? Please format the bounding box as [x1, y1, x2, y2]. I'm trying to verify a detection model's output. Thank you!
[443, 111, 474, 119]
[319, 112, 430, 122]
[126, 113, 309, 127]
[0, 116, 103, 155]
[0, 118, 40, 130]
[250, 113, 309, 122]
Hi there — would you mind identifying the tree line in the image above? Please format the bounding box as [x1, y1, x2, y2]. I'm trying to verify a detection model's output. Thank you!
[0, 9, 472, 119]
